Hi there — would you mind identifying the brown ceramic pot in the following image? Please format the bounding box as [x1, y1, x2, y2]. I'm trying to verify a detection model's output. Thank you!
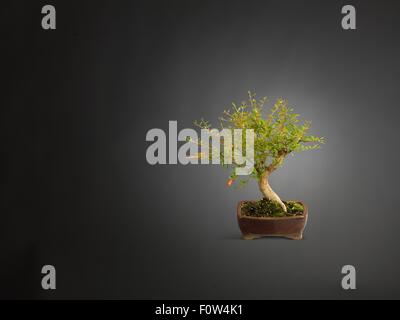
[237, 200, 308, 240]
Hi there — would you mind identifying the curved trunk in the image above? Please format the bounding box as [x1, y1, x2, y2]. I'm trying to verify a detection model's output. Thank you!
[259, 170, 287, 212]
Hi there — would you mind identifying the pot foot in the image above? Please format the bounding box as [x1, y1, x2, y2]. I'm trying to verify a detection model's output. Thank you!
[286, 233, 303, 240]
[242, 233, 260, 240]
[242, 233, 303, 240]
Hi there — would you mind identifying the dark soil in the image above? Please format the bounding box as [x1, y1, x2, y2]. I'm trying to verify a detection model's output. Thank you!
[241, 198, 304, 217]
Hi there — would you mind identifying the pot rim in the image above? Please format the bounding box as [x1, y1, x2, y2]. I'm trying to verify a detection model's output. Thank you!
[237, 200, 308, 220]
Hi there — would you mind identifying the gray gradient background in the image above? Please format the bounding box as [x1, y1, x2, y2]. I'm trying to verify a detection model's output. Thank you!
[2, 0, 400, 299]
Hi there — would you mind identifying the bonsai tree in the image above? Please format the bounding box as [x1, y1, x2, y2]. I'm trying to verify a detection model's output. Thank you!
[195, 92, 324, 213]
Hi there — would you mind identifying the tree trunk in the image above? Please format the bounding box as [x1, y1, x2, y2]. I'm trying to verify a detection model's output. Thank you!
[259, 170, 287, 212]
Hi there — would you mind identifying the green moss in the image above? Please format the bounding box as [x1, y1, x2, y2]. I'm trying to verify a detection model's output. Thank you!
[242, 198, 304, 217]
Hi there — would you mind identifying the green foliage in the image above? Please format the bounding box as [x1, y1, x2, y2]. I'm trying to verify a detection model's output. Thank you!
[195, 91, 324, 184]
[242, 199, 304, 217]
